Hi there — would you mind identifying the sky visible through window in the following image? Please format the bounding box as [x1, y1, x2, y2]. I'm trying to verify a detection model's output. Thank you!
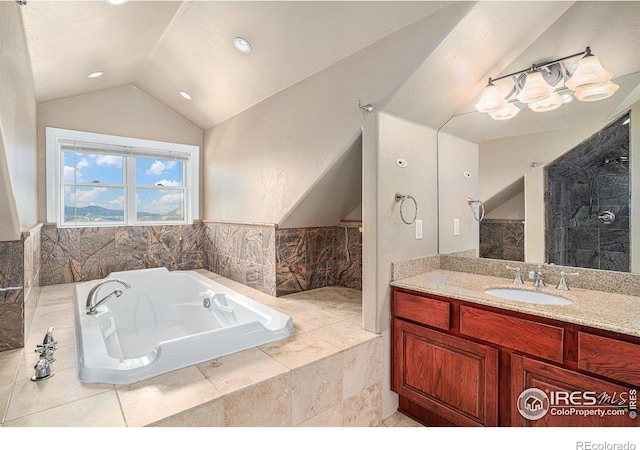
[63, 152, 184, 221]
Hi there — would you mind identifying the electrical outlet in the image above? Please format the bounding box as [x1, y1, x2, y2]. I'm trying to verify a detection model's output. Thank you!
[415, 220, 423, 239]
[454, 218, 460, 236]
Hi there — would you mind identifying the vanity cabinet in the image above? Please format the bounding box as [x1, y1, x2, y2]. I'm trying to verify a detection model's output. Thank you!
[391, 287, 640, 427]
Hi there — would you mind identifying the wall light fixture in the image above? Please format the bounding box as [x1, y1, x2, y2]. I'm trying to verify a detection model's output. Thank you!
[475, 47, 618, 120]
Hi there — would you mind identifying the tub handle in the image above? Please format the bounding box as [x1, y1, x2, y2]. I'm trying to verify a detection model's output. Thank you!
[102, 316, 117, 338]
[214, 298, 233, 313]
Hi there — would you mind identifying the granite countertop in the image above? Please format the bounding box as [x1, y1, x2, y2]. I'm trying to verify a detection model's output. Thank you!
[391, 269, 640, 338]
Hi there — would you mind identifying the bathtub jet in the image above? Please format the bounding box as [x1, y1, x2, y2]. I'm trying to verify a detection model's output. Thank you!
[74, 267, 293, 384]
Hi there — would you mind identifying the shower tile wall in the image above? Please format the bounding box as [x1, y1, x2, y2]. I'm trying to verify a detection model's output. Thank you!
[40, 224, 204, 286]
[546, 114, 630, 272]
[0, 225, 41, 351]
[479, 219, 524, 262]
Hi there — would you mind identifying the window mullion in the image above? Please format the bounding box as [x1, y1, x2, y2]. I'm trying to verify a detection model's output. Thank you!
[126, 156, 136, 226]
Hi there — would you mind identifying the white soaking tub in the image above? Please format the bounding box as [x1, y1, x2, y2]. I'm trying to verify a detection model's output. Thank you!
[74, 267, 293, 384]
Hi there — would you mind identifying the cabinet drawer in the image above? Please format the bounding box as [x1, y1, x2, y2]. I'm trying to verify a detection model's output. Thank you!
[460, 306, 564, 363]
[578, 333, 640, 386]
[393, 291, 450, 330]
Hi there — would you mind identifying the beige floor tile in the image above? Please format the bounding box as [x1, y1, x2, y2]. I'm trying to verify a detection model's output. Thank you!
[117, 365, 220, 427]
[291, 353, 343, 425]
[149, 398, 224, 427]
[30, 311, 75, 334]
[0, 383, 12, 424]
[197, 347, 288, 396]
[4, 390, 125, 427]
[0, 349, 22, 385]
[224, 373, 292, 426]
[308, 319, 378, 350]
[343, 382, 382, 427]
[271, 298, 319, 315]
[382, 411, 424, 427]
[259, 332, 341, 370]
[6, 367, 113, 421]
[343, 338, 383, 399]
[289, 309, 344, 333]
[297, 403, 344, 427]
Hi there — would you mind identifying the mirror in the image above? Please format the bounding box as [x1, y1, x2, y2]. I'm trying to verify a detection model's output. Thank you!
[438, 71, 640, 273]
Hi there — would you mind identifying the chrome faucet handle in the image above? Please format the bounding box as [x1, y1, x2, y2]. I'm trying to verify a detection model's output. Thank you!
[43, 327, 57, 348]
[506, 266, 524, 284]
[530, 265, 546, 287]
[556, 271, 579, 291]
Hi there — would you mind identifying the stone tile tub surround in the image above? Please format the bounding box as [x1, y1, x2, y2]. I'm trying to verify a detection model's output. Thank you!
[40, 224, 204, 286]
[0, 224, 42, 351]
[15, 220, 362, 305]
[392, 253, 640, 298]
[0, 271, 382, 427]
[276, 222, 362, 296]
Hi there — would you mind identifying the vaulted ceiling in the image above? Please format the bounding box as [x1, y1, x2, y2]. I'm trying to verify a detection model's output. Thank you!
[20, 1, 640, 139]
[20, 1, 448, 130]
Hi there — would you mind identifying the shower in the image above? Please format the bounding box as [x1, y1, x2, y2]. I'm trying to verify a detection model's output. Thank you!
[546, 112, 630, 272]
[587, 153, 629, 217]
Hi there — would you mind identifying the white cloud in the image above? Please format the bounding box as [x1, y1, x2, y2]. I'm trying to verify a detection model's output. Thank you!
[76, 158, 91, 170]
[144, 191, 182, 213]
[109, 196, 124, 208]
[155, 179, 181, 187]
[65, 187, 107, 208]
[63, 166, 79, 183]
[146, 160, 177, 175]
[96, 155, 123, 167]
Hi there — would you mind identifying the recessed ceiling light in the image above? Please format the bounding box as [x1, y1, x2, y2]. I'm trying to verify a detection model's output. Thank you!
[87, 71, 104, 79]
[233, 37, 252, 54]
[106, 0, 128, 5]
[179, 91, 193, 101]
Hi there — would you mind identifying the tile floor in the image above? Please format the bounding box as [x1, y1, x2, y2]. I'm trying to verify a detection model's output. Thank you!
[0, 269, 418, 427]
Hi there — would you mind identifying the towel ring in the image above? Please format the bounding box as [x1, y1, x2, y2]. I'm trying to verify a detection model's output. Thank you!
[395, 193, 418, 225]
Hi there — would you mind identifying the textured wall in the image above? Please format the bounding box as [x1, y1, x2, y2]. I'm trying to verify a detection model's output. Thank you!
[0, 3, 39, 240]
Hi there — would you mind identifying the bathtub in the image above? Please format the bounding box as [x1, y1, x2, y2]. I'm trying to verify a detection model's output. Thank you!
[74, 267, 293, 384]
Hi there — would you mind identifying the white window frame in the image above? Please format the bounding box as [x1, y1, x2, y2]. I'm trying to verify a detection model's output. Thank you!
[46, 127, 199, 227]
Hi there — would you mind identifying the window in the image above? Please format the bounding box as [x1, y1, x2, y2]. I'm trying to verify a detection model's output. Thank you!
[47, 128, 199, 227]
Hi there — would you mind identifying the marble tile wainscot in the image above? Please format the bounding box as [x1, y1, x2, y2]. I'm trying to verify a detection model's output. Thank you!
[0, 224, 42, 351]
[39, 224, 204, 286]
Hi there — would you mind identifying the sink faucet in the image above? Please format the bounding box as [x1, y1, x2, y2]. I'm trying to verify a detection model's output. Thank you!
[530, 265, 545, 288]
[86, 279, 131, 315]
[556, 271, 580, 290]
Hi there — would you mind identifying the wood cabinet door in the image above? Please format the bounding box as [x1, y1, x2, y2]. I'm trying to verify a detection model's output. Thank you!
[511, 355, 639, 427]
[392, 319, 498, 426]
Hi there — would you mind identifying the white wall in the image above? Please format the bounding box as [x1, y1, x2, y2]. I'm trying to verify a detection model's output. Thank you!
[0, 3, 38, 240]
[201, 6, 472, 227]
[438, 132, 479, 256]
[37, 85, 204, 221]
[362, 112, 439, 418]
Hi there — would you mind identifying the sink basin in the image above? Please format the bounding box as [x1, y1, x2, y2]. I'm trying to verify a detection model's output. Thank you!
[484, 288, 573, 305]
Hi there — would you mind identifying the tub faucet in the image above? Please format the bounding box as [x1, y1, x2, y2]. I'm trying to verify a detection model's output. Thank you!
[86, 279, 131, 315]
